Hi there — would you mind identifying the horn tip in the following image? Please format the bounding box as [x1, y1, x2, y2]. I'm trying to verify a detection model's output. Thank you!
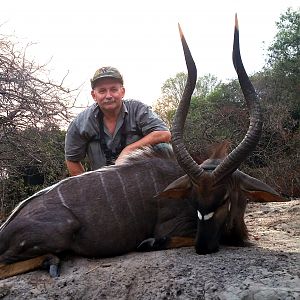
[235, 13, 239, 30]
[178, 23, 184, 39]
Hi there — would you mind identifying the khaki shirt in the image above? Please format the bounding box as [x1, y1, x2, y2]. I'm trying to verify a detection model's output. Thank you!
[65, 99, 169, 170]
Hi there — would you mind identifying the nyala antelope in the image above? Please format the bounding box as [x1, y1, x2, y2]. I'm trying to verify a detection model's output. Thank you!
[0, 15, 285, 279]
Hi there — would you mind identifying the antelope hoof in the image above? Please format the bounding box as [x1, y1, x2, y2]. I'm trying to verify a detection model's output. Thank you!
[49, 264, 60, 277]
[137, 237, 169, 252]
[42, 254, 60, 277]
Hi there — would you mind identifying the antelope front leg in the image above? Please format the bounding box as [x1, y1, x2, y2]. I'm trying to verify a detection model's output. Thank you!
[0, 254, 60, 280]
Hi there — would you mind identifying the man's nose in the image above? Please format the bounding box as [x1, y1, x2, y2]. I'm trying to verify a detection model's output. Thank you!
[105, 90, 113, 99]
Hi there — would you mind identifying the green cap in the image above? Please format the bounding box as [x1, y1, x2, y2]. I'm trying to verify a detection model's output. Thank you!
[90, 66, 123, 88]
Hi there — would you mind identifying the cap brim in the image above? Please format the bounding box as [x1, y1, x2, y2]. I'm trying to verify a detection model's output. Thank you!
[91, 75, 123, 87]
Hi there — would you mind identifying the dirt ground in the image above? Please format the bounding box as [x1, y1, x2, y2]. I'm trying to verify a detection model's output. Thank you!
[0, 200, 299, 300]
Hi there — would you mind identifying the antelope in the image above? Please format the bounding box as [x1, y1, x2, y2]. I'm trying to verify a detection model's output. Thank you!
[154, 16, 285, 254]
[0, 15, 285, 279]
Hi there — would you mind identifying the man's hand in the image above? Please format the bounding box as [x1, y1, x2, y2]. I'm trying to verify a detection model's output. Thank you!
[115, 145, 136, 164]
[66, 160, 85, 176]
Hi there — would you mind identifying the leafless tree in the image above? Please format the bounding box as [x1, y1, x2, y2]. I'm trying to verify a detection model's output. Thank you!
[0, 32, 77, 215]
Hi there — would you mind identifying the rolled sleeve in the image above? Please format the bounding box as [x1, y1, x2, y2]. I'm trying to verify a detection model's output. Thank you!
[65, 121, 87, 162]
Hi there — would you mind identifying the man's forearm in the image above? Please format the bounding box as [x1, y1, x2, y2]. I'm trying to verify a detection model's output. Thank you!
[126, 130, 171, 151]
[116, 130, 171, 164]
[66, 160, 85, 176]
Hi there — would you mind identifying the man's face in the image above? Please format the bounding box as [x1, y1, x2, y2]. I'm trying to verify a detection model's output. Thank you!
[91, 78, 125, 113]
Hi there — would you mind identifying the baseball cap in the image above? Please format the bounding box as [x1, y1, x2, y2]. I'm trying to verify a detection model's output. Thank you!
[90, 66, 123, 88]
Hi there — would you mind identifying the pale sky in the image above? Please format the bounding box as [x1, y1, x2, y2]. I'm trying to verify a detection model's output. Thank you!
[2, 0, 299, 107]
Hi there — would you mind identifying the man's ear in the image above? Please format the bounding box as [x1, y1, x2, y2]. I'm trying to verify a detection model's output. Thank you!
[158, 175, 192, 199]
[121, 86, 125, 97]
[91, 90, 96, 101]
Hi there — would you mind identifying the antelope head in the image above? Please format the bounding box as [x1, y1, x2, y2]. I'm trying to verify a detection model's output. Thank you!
[160, 15, 285, 254]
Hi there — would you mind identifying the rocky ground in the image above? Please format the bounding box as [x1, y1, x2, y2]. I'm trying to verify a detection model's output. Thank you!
[0, 200, 299, 300]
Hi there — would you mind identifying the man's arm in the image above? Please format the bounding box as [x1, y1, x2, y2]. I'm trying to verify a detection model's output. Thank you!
[65, 117, 88, 176]
[66, 160, 85, 176]
[116, 130, 171, 163]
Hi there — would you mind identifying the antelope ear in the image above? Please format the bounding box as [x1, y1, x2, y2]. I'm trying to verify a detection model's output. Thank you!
[236, 171, 288, 202]
[158, 175, 192, 199]
[243, 190, 287, 202]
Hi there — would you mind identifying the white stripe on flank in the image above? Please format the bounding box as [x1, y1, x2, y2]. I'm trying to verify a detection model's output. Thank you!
[149, 168, 159, 194]
[57, 186, 70, 209]
[97, 172, 109, 201]
[98, 171, 122, 231]
[115, 169, 139, 231]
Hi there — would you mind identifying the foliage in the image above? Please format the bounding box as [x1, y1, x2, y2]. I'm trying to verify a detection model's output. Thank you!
[0, 126, 67, 214]
[153, 73, 220, 127]
[184, 74, 300, 197]
[267, 8, 300, 71]
[265, 7, 300, 119]
[254, 7, 300, 196]
[154, 8, 300, 197]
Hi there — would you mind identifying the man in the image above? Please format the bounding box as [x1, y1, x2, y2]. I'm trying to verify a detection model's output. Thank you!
[65, 66, 171, 176]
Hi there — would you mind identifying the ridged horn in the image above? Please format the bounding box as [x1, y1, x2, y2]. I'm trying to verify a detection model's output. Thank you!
[212, 14, 263, 183]
[171, 24, 204, 180]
